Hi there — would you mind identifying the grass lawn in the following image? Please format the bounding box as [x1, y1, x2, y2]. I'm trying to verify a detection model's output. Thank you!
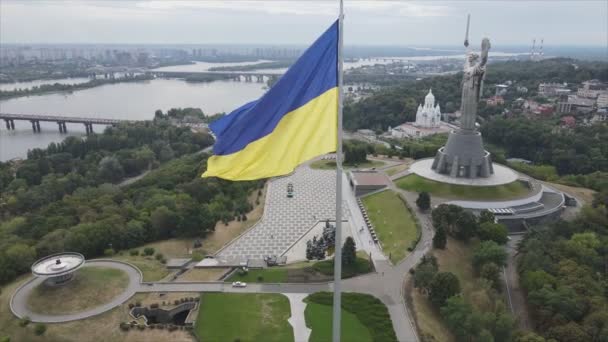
[177, 268, 228, 281]
[384, 163, 410, 176]
[396, 174, 531, 200]
[226, 252, 372, 283]
[305, 292, 397, 342]
[195, 293, 293, 342]
[26, 266, 129, 315]
[362, 190, 419, 263]
[310, 159, 385, 170]
[113, 254, 170, 282]
[305, 302, 372, 342]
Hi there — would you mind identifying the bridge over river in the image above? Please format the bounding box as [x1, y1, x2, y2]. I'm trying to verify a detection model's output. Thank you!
[145, 70, 280, 83]
[0, 113, 132, 134]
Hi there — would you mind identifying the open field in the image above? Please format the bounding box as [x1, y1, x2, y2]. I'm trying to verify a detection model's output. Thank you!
[305, 302, 372, 342]
[396, 174, 531, 200]
[546, 182, 596, 204]
[27, 267, 129, 315]
[226, 252, 372, 283]
[112, 255, 170, 282]
[384, 162, 410, 176]
[310, 159, 385, 170]
[305, 292, 397, 342]
[362, 190, 419, 263]
[195, 293, 293, 342]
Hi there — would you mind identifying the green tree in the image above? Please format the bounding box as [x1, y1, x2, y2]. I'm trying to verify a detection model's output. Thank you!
[342, 236, 356, 266]
[97, 156, 124, 183]
[440, 295, 482, 341]
[472, 241, 507, 271]
[480, 262, 502, 289]
[430, 272, 460, 307]
[416, 192, 431, 211]
[433, 225, 447, 249]
[454, 211, 478, 241]
[477, 222, 509, 244]
[414, 255, 438, 294]
[34, 323, 47, 336]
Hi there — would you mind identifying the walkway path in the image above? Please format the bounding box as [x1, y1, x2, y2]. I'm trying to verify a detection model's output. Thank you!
[285, 293, 312, 342]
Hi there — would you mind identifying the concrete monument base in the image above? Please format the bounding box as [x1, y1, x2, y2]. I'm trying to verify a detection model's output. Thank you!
[410, 158, 519, 187]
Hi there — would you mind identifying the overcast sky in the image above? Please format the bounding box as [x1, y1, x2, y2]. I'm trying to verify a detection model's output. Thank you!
[1, 1, 606, 46]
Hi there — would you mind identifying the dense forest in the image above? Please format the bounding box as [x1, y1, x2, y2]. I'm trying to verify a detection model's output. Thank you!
[344, 58, 608, 132]
[517, 194, 608, 342]
[0, 119, 261, 285]
[482, 117, 608, 176]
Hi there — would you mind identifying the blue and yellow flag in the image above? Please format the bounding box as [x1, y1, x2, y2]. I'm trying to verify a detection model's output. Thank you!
[202, 21, 339, 181]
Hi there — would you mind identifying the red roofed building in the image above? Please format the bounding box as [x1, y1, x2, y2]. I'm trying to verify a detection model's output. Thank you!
[561, 116, 576, 128]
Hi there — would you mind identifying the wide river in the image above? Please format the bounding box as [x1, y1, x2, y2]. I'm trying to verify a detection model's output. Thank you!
[0, 52, 525, 161]
[0, 78, 267, 160]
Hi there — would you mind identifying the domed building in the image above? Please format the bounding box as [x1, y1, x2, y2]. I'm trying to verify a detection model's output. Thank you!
[389, 89, 455, 139]
[414, 89, 442, 128]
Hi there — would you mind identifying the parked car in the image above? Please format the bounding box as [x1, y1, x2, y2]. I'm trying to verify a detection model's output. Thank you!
[232, 281, 247, 288]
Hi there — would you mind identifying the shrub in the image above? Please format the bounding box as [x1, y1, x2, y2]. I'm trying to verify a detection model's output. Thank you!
[192, 252, 204, 262]
[257, 275, 264, 282]
[150, 303, 159, 309]
[149, 324, 155, 329]
[143, 247, 155, 256]
[135, 301, 142, 307]
[18, 316, 30, 327]
[174, 300, 180, 305]
[34, 323, 47, 336]
[119, 322, 130, 331]
[103, 248, 115, 256]
[128, 303, 135, 309]
[1, 336, 10, 342]
[137, 324, 145, 331]
[160, 258, 167, 264]
[155, 253, 164, 261]
[129, 249, 140, 256]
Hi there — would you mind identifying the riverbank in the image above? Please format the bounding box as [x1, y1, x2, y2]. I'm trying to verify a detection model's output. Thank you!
[0, 75, 153, 100]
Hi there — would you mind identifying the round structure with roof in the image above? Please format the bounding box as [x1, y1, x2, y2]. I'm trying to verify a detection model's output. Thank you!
[31, 252, 85, 286]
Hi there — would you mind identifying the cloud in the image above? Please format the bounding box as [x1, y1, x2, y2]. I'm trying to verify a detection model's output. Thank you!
[133, 0, 451, 17]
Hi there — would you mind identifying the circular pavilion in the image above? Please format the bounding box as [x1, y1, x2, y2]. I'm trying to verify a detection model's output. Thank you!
[31, 252, 85, 286]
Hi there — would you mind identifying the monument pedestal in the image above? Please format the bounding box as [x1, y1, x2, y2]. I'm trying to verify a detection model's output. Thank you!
[431, 129, 493, 178]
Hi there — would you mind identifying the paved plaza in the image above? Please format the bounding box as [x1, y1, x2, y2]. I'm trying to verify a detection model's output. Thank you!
[216, 165, 350, 262]
[410, 158, 519, 186]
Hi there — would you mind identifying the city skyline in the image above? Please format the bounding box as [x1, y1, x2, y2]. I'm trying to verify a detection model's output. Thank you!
[1, 0, 606, 46]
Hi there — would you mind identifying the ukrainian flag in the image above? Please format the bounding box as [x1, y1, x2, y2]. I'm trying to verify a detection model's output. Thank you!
[202, 21, 339, 181]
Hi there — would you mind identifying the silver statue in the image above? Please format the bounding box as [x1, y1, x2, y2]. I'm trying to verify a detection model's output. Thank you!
[459, 28, 491, 131]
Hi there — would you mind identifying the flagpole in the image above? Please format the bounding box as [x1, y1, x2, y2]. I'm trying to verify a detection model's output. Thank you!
[332, 0, 344, 341]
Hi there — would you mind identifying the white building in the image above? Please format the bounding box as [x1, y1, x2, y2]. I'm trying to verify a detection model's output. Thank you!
[597, 92, 608, 109]
[414, 89, 442, 128]
[390, 89, 454, 139]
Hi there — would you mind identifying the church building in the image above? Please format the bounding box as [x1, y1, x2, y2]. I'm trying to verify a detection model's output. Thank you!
[389, 89, 454, 139]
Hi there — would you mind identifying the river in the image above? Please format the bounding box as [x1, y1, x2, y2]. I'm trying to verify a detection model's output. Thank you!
[1, 53, 527, 161]
[0, 79, 266, 160]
